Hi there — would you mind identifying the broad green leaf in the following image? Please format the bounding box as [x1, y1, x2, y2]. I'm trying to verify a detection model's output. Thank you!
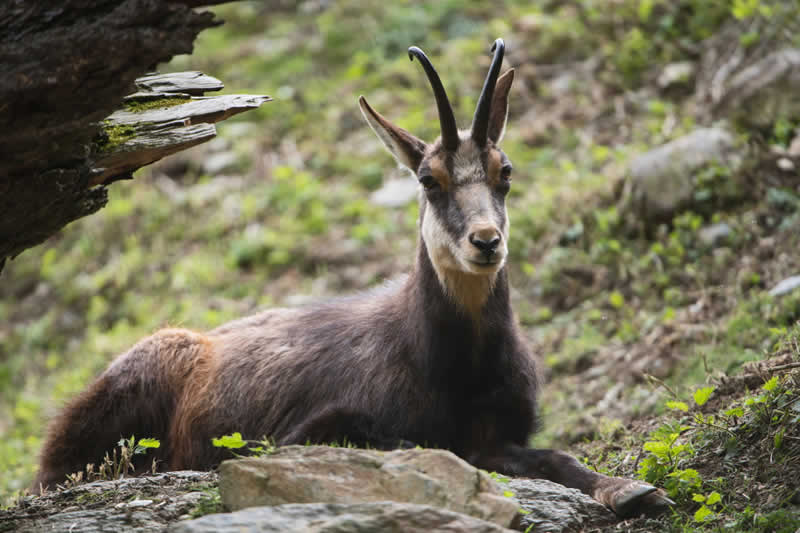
[668, 468, 700, 482]
[670, 444, 691, 457]
[724, 407, 744, 417]
[692, 493, 706, 502]
[706, 492, 721, 505]
[666, 401, 689, 412]
[212, 432, 246, 449]
[694, 505, 713, 522]
[693, 387, 715, 406]
[643, 441, 670, 457]
[762, 376, 779, 392]
[138, 438, 161, 448]
[637, 0, 654, 21]
[774, 427, 785, 450]
[745, 395, 766, 406]
[503, 490, 515, 498]
[608, 291, 625, 309]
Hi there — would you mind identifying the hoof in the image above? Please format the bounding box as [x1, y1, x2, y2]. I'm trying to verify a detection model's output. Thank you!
[597, 479, 675, 518]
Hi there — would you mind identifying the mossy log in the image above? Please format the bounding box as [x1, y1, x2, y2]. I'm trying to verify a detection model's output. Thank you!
[92, 73, 270, 186]
[0, 0, 270, 273]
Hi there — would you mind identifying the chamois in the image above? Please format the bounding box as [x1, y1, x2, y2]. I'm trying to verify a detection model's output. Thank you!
[34, 39, 672, 517]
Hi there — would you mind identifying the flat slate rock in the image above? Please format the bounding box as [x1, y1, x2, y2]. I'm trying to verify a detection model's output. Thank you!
[171, 502, 515, 533]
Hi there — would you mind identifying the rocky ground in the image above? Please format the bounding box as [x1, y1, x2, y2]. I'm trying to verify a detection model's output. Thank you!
[0, 471, 217, 532]
[0, 448, 625, 532]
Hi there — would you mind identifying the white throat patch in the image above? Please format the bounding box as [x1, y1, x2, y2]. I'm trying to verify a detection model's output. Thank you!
[421, 202, 499, 321]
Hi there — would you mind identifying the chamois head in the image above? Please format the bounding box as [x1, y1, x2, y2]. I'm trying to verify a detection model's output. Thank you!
[359, 39, 515, 311]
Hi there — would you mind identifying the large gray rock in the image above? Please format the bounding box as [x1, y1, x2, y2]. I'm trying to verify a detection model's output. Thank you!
[218, 446, 519, 529]
[508, 479, 616, 532]
[624, 127, 744, 222]
[171, 502, 515, 533]
[714, 48, 800, 128]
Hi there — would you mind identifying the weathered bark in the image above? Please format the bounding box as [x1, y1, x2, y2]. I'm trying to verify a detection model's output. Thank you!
[91, 74, 270, 186]
[0, 0, 270, 272]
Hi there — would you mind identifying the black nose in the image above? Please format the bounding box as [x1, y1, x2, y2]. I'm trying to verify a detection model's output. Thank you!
[469, 232, 501, 256]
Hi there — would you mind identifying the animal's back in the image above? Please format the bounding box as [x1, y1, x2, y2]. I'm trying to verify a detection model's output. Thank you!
[198, 287, 426, 449]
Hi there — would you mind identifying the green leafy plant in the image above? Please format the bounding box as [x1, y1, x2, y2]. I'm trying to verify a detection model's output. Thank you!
[637, 419, 698, 499]
[637, 385, 720, 500]
[692, 490, 722, 523]
[190, 487, 224, 518]
[63, 436, 161, 488]
[636, 372, 800, 529]
[212, 432, 276, 457]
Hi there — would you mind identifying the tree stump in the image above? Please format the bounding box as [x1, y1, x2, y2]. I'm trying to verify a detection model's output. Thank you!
[0, 0, 270, 272]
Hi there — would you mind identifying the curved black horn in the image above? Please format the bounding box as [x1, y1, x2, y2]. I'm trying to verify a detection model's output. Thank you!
[471, 38, 505, 146]
[408, 46, 459, 151]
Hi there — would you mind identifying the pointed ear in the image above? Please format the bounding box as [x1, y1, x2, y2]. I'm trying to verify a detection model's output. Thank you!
[487, 68, 514, 144]
[359, 96, 427, 171]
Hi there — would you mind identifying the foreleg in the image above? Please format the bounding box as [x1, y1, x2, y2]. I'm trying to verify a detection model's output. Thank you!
[473, 443, 673, 518]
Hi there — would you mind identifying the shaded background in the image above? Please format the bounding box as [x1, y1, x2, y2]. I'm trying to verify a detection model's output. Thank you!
[2, 1, 799, 527]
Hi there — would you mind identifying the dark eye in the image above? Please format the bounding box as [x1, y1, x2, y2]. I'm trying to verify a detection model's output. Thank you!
[419, 175, 439, 191]
[498, 165, 512, 193]
[500, 165, 513, 183]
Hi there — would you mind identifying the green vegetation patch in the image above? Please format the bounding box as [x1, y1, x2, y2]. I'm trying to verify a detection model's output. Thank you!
[98, 122, 136, 152]
[124, 97, 190, 113]
[189, 487, 224, 518]
[639, 370, 800, 531]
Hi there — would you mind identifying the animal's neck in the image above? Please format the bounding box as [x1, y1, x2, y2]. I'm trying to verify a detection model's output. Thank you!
[410, 241, 511, 333]
[401, 241, 514, 385]
[437, 268, 496, 321]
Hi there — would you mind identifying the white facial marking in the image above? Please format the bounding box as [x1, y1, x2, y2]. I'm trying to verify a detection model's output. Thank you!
[451, 141, 482, 185]
[420, 136, 510, 320]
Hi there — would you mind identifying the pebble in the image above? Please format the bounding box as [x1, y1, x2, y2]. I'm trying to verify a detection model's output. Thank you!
[657, 61, 695, 89]
[777, 157, 795, 171]
[698, 222, 732, 247]
[788, 135, 800, 157]
[115, 499, 153, 509]
[768, 275, 800, 297]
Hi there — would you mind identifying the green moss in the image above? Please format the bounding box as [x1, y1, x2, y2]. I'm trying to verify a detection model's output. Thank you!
[124, 97, 189, 113]
[98, 122, 136, 152]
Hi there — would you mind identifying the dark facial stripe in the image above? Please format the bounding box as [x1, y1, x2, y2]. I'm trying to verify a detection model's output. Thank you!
[421, 142, 510, 241]
[427, 194, 468, 242]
